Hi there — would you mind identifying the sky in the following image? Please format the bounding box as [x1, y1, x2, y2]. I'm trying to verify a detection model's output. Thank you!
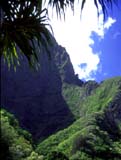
[47, 0, 121, 82]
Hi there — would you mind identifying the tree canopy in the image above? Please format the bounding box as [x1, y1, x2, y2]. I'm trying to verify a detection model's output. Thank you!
[0, 0, 118, 68]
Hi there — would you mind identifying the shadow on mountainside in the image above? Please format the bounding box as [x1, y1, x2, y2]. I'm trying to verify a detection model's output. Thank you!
[1, 44, 79, 141]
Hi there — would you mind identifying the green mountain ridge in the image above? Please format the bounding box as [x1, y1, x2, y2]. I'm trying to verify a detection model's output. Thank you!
[1, 30, 121, 158]
[1, 76, 121, 160]
[36, 77, 121, 160]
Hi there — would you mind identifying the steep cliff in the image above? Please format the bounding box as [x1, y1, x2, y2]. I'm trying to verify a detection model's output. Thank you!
[1, 35, 83, 141]
[1, 77, 121, 160]
[1, 33, 121, 160]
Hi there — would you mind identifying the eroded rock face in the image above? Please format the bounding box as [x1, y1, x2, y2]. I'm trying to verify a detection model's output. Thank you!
[1, 36, 83, 140]
[53, 45, 83, 86]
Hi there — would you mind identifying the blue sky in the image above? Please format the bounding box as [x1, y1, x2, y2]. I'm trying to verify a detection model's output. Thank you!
[47, 1, 121, 82]
[89, 4, 121, 82]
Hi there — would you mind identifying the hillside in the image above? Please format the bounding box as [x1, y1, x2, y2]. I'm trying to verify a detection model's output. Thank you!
[1, 77, 121, 160]
[1, 35, 83, 141]
[36, 77, 121, 160]
[0, 108, 43, 160]
[1, 32, 121, 159]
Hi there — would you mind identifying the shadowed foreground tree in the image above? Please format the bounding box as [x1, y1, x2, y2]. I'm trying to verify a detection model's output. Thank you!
[0, 0, 53, 69]
[0, 0, 118, 68]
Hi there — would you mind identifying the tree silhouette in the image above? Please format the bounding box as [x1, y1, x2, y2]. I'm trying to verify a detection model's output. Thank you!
[0, 0, 52, 68]
[0, 0, 118, 68]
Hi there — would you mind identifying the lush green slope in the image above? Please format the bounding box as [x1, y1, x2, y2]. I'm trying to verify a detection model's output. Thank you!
[1, 77, 121, 160]
[0, 109, 43, 160]
[62, 80, 98, 118]
[36, 77, 121, 160]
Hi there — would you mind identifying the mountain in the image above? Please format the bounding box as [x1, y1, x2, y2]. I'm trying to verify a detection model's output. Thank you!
[36, 77, 121, 160]
[1, 77, 121, 160]
[1, 35, 83, 141]
[1, 33, 121, 159]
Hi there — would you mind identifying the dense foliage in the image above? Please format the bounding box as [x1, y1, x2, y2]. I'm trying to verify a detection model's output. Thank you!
[0, 0, 52, 68]
[62, 81, 98, 118]
[1, 76, 121, 160]
[0, 0, 118, 68]
[0, 108, 43, 160]
[1, 77, 121, 159]
[1, 1, 120, 159]
[36, 77, 121, 160]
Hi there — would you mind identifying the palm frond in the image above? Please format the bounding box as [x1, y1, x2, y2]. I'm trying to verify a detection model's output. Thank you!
[0, 0, 53, 69]
[0, 0, 118, 69]
[48, 0, 74, 18]
[48, 0, 118, 19]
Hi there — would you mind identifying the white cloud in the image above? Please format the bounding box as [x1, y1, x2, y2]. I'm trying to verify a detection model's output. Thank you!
[104, 17, 116, 29]
[48, 0, 116, 81]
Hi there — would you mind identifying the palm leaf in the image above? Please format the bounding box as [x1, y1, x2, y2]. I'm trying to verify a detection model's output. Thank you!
[48, 0, 118, 19]
[0, 0, 118, 69]
[0, 0, 53, 69]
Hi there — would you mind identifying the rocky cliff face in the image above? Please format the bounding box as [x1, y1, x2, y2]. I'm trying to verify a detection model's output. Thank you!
[1, 35, 83, 140]
[53, 44, 83, 86]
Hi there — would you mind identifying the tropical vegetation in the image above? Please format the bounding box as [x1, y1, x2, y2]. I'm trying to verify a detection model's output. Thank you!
[1, 77, 121, 159]
[0, 0, 118, 68]
[36, 77, 121, 160]
[0, 108, 44, 160]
